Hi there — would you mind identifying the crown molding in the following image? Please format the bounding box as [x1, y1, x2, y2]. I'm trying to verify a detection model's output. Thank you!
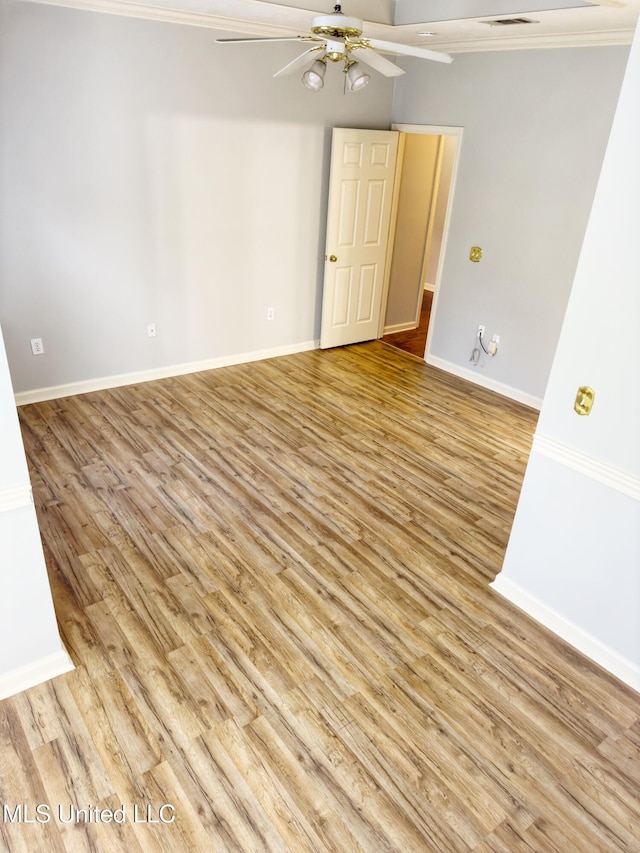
[21, 0, 636, 49]
[22, 0, 305, 36]
[427, 27, 635, 51]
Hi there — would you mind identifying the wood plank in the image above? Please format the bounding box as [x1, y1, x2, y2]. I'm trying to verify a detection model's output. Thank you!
[0, 341, 636, 852]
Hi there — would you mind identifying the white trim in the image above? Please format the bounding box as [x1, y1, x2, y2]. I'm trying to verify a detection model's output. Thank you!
[15, 340, 320, 405]
[23, 0, 304, 36]
[423, 282, 436, 292]
[426, 354, 543, 409]
[0, 485, 33, 512]
[20, 0, 636, 50]
[533, 434, 640, 500]
[426, 29, 635, 53]
[392, 124, 464, 136]
[490, 575, 640, 692]
[0, 649, 75, 700]
[383, 321, 418, 335]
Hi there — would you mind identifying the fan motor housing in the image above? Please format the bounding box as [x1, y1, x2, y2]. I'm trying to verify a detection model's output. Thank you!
[311, 14, 363, 39]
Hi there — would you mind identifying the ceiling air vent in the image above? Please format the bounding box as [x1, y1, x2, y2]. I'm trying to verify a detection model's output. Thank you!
[484, 17, 538, 25]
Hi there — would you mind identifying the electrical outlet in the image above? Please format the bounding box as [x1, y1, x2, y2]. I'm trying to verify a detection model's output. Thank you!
[267, 307, 275, 321]
[30, 338, 44, 355]
[477, 324, 485, 339]
[147, 323, 157, 338]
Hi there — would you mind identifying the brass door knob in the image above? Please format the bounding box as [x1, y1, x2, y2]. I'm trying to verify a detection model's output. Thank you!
[329, 254, 338, 262]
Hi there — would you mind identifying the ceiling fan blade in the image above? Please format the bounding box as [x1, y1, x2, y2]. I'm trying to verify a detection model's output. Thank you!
[216, 36, 320, 44]
[352, 48, 405, 78]
[273, 46, 325, 78]
[365, 38, 453, 64]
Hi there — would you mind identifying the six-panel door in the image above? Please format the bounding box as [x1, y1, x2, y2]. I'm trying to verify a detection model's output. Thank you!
[320, 128, 399, 349]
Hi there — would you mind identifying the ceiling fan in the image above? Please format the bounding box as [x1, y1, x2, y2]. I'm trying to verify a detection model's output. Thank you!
[216, 4, 453, 92]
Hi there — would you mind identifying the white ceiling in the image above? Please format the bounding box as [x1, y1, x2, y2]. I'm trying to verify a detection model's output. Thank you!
[33, 0, 640, 50]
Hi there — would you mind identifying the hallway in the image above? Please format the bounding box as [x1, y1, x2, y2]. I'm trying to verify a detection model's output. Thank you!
[381, 289, 433, 358]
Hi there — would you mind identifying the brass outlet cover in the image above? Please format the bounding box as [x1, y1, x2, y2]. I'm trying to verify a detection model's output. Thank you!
[469, 246, 482, 263]
[574, 386, 595, 416]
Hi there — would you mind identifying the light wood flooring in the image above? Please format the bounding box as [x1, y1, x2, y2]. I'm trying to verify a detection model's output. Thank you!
[2, 341, 639, 852]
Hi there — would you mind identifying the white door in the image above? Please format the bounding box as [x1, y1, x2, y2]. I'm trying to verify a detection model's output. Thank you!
[320, 128, 399, 349]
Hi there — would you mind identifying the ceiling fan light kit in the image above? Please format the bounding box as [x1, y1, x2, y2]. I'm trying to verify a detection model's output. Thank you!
[344, 60, 370, 92]
[216, 4, 453, 93]
[302, 58, 327, 90]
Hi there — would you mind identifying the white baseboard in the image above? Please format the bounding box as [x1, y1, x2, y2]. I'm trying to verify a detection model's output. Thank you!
[383, 322, 418, 335]
[426, 355, 543, 410]
[15, 340, 320, 406]
[0, 648, 75, 700]
[0, 484, 33, 513]
[491, 575, 640, 693]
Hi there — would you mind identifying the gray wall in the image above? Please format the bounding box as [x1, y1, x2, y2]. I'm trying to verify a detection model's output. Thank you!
[392, 45, 629, 401]
[0, 1, 393, 394]
[0, 3, 630, 404]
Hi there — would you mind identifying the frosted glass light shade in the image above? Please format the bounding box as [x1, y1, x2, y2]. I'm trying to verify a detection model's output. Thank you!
[302, 59, 326, 91]
[345, 62, 370, 92]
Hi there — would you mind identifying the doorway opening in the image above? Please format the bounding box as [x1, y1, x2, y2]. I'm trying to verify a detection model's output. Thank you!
[381, 125, 462, 359]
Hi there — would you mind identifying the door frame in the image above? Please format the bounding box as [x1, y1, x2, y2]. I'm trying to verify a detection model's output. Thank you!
[388, 124, 464, 360]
